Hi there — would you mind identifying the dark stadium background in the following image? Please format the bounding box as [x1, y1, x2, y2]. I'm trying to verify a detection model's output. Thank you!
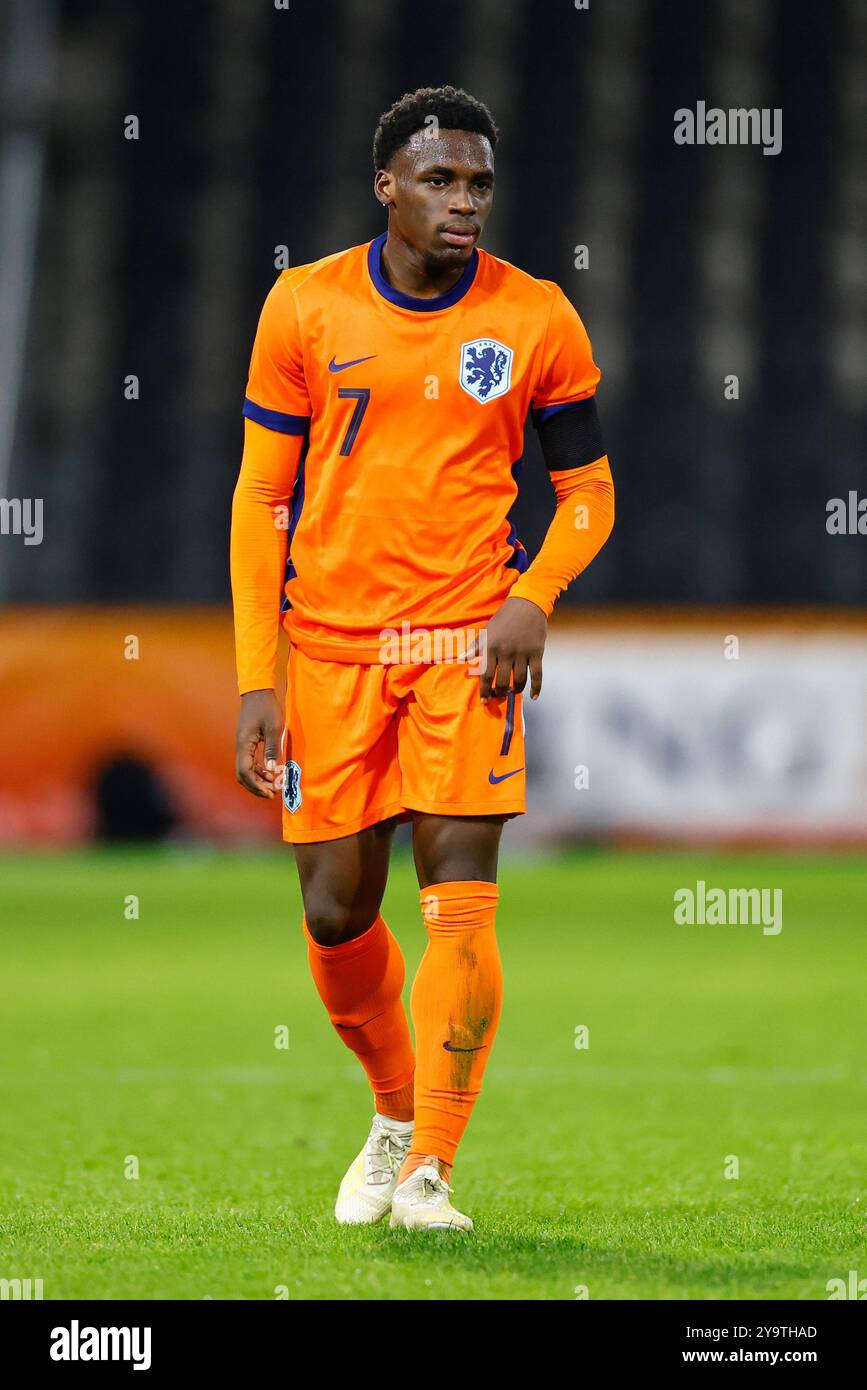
[2, 0, 864, 611]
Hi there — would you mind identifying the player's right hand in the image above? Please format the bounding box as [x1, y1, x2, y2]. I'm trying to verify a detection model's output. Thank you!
[235, 689, 285, 799]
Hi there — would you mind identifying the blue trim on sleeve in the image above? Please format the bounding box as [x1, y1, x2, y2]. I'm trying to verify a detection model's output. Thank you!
[531, 399, 592, 429]
[367, 232, 478, 312]
[243, 398, 310, 435]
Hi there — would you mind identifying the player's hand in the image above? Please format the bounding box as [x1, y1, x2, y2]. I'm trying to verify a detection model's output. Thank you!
[469, 596, 547, 702]
[235, 689, 284, 799]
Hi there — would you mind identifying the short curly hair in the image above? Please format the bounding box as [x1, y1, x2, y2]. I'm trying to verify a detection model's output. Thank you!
[373, 85, 498, 171]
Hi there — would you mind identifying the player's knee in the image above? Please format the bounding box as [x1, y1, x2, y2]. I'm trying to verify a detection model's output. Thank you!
[303, 896, 378, 946]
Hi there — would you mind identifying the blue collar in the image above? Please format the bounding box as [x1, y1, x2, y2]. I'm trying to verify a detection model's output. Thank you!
[367, 232, 479, 312]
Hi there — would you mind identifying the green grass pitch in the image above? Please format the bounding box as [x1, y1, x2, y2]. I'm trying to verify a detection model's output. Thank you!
[1, 848, 864, 1301]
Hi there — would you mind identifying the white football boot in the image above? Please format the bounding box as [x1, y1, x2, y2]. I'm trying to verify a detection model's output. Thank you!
[334, 1114, 414, 1225]
[389, 1158, 473, 1233]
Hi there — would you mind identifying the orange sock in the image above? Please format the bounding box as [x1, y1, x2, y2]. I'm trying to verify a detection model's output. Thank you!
[304, 914, 415, 1121]
[398, 881, 502, 1181]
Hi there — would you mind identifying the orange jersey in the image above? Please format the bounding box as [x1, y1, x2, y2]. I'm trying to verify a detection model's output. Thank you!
[241, 234, 601, 664]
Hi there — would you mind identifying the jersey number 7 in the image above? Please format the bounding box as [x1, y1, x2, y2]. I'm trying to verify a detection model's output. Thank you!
[337, 387, 370, 456]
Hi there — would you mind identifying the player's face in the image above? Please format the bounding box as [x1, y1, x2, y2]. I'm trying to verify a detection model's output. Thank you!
[377, 129, 494, 271]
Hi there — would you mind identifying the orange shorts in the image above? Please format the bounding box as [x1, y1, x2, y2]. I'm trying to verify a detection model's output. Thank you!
[280, 645, 526, 843]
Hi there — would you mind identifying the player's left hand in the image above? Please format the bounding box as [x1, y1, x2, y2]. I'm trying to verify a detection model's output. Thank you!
[469, 596, 547, 702]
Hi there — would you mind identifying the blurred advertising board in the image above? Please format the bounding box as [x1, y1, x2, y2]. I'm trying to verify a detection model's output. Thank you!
[0, 608, 865, 846]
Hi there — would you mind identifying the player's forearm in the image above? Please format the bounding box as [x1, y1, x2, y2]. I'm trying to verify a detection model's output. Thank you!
[510, 456, 614, 616]
[230, 418, 302, 694]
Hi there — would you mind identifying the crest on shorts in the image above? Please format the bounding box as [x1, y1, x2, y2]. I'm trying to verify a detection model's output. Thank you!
[283, 759, 302, 813]
[459, 338, 513, 403]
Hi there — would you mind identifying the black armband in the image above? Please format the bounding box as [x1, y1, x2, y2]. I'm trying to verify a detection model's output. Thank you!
[532, 397, 606, 472]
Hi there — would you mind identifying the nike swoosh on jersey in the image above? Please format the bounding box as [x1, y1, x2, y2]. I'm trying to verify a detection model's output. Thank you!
[327, 354, 377, 372]
[442, 1041, 485, 1053]
[488, 767, 524, 784]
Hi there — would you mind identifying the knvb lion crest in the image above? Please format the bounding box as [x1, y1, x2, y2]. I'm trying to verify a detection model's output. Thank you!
[459, 338, 513, 403]
[283, 759, 302, 813]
